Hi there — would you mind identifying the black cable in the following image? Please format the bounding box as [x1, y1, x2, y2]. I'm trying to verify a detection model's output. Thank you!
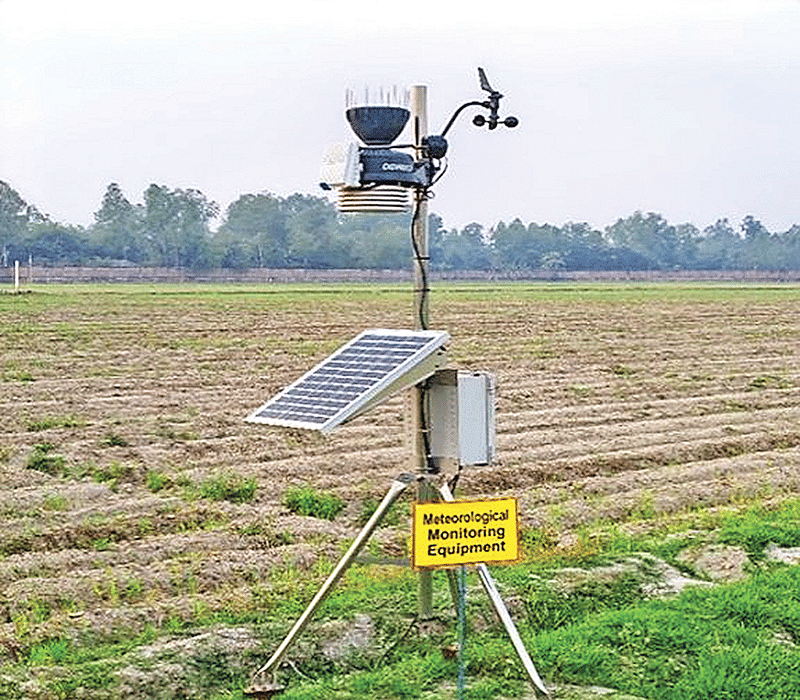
[409, 187, 431, 332]
[410, 187, 440, 474]
[448, 468, 462, 496]
[420, 376, 437, 474]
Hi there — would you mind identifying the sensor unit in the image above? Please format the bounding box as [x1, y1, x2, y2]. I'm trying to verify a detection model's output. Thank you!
[321, 70, 517, 214]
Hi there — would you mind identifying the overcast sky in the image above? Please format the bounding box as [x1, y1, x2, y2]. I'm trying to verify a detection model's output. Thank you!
[2, 0, 799, 233]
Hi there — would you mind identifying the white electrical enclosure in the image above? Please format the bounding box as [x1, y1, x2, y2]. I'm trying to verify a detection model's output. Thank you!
[458, 372, 496, 465]
[246, 329, 449, 433]
[429, 370, 496, 466]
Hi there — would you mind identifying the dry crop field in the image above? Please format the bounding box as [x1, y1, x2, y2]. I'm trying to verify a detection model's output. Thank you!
[2, 281, 800, 697]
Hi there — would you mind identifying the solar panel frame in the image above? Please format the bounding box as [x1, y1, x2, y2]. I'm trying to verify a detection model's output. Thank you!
[246, 328, 450, 433]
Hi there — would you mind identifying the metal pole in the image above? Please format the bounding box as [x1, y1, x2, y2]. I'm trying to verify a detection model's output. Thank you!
[410, 84, 429, 332]
[409, 84, 436, 621]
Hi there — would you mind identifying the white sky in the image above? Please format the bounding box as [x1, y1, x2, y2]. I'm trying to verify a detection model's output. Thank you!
[2, 0, 800, 233]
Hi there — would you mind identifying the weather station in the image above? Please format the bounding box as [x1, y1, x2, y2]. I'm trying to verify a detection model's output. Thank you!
[244, 69, 547, 699]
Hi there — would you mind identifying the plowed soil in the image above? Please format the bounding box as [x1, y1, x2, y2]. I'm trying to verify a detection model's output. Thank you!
[2, 282, 800, 663]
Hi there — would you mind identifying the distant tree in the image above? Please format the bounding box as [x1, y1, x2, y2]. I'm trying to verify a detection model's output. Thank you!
[741, 214, 770, 241]
[284, 194, 343, 268]
[428, 213, 446, 269]
[6, 178, 800, 271]
[25, 221, 91, 264]
[529, 222, 564, 267]
[0, 181, 43, 265]
[739, 215, 783, 270]
[218, 192, 289, 268]
[440, 222, 491, 270]
[605, 212, 689, 269]
[540, 250, 566, 270]
[142, 184, 219, 269]
[492, 218, 537, 268]
[695, 218, 740, 270]
[560, 222, 614, 270]
[674, 223, 700, 269]
[91, 183, 145, 263]
[343, 213, 409, 269]
[778, 224, 800, 269]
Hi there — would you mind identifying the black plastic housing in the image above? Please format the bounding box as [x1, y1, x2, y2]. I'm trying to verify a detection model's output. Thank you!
[359, 149, 430, 187]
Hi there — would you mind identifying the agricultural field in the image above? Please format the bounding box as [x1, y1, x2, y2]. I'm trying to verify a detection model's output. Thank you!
[2, 281, 800, 699]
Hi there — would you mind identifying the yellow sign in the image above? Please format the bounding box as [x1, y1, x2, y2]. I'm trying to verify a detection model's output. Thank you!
[412, 497, 520, 570]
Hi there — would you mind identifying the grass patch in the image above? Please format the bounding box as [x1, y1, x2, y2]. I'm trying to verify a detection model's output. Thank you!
[25, 442, 65, 475]
[356, 495, 409, 528]
[100, 431, 130, 447]
[25, 414, 85, 432]
[198, 472, 258, 504]
[42, 493, 70, 511]
[239, 519, 297, 546]
[71, 460, 140, 491]
[718, 499, 800, 558]
[146, 468, 191, 493]
[610, 363, 637, 377]
[747, 374, 792, 391]
[531, 567, 800, 699]
[283, 486, 344, 520]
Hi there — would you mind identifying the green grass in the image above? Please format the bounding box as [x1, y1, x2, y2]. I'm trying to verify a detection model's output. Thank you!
[718, 499, 800, 558]
[263, 497, 800, 699]
[357, 496, 409, 527]
[283, 486, 345, 520]
[25, 442, 65, 475]
[99, 431, 130, 447]
[531, 567, 800, 699]
[25, 414, 85, 432]
[198, 472, 258, 504]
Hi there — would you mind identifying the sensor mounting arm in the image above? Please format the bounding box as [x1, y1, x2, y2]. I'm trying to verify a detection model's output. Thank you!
[439, 100, 490, 138]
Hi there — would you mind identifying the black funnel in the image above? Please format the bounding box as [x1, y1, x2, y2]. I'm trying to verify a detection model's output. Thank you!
[346, 106, 410, 145]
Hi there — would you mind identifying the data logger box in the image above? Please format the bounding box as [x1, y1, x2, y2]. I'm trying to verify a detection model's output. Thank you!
[428, 369, 496, 467]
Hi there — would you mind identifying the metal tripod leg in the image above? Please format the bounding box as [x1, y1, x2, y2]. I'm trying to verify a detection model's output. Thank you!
[439, 483, 549, 696]
[245, 472, 417, 695]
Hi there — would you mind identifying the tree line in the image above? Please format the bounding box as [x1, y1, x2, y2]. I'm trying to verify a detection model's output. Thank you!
[2, 180, 800, 271]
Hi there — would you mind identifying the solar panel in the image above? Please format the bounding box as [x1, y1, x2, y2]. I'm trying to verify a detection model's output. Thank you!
[246, 329, 449, 433]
